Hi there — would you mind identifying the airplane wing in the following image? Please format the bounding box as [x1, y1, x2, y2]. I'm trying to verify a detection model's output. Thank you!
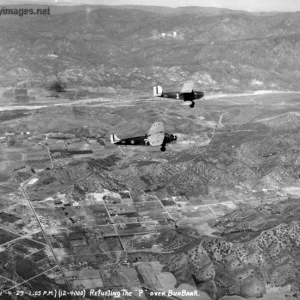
[180, 81, 195, 93]
[148, 122, 164, 136]
[147, 122, 165, 147]
[148, 132, 165, 146]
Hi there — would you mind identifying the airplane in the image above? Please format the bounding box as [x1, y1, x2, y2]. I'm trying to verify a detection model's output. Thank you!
[153, 80, 204, 108]
[110, 122, 177, 152]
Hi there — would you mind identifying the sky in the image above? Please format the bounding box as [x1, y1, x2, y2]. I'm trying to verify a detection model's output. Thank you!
[1, 0, 300, 12]
[94, 0, 300, 12]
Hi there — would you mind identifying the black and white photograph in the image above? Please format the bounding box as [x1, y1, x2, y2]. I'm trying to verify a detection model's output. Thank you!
[1, 0, 300, 299]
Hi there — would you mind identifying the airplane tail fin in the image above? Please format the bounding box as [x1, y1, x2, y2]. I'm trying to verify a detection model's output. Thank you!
[153, 86, 163, 97]
[110, 134, 121, 144]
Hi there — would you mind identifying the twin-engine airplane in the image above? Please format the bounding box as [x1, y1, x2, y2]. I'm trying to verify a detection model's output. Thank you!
[153, 80, 204, 108]
[110, 122, 177, 152]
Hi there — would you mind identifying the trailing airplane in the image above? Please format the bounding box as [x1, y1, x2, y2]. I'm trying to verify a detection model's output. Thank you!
[110, 122, 177, 152]
[153, 80, 204, 108]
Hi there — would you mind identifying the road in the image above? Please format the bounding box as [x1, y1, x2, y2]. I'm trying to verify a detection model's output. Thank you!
[39, 142, 54, 168]
[254, 111, 300, 123]
[218, 111, 228, 127]
[21, 177, 73, 293]
[3, 266, 58, 293]
[1, 90, 300, 112]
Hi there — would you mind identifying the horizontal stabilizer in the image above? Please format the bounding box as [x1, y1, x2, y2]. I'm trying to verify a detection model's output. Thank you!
[110, 134, 121, 144]
[153, 86, 163, 97]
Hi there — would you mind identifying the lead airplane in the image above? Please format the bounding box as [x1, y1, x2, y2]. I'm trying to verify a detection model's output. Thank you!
[110, 122, 177, 152]
[153, 80, 204, 108]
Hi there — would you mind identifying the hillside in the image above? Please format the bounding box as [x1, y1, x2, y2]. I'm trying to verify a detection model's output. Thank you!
[2, 4, 300, 300]
[2, 5, 300, 96]
[1, 91, 300, 299]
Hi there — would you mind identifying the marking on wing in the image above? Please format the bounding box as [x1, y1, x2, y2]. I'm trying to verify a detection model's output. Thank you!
[148, 122, 165, 136]
[148, 132, 164, 146]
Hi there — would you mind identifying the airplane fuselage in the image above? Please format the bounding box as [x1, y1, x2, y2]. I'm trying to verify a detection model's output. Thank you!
[153, 82, 204, 108]
[161, 91, 204, 101]
[110, 121, 176, 152]
[114, 136, 149, 146]
[114, 133, 177, 147]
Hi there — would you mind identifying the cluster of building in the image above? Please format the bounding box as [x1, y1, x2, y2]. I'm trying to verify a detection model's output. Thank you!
[161, 31, 177, 38]
[2, 87, 33, 102]
[47, 53, 58, 59]
[0, 131, 31, 147]
[3, 131, 31, 136]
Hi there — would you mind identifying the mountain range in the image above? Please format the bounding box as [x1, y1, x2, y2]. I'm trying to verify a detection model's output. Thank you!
[1, 4, 300, 95]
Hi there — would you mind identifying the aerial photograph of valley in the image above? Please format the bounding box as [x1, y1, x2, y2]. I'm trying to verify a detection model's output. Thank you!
[2, 0, 300, 299]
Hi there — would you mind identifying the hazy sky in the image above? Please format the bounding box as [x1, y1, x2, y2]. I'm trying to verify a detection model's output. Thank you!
[2, 0, 300, 12]
[94, 0, 300, 12]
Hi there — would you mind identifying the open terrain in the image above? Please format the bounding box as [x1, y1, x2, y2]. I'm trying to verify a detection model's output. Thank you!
[0, 91, 300, 299]
[2, 3, 300, 299]
[3, 3, 300, 102]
